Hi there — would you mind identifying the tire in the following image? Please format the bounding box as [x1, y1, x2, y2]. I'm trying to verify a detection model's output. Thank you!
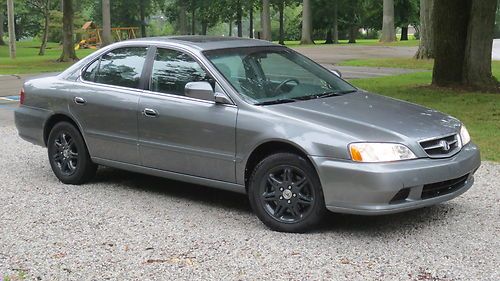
[47, 121, 97, 184]
[248, 153, 326, 233]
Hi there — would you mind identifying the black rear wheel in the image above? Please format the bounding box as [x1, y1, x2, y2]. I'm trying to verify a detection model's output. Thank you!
[248, 153, 326, 232]
[47, 122, 97, 184]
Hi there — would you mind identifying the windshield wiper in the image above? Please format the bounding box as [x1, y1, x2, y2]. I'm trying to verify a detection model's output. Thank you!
[254, 98, 298, 106]
[295, 90, 357, 100]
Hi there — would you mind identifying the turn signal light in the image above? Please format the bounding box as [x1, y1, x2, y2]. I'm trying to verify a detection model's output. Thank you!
[350, 146, 363, 161]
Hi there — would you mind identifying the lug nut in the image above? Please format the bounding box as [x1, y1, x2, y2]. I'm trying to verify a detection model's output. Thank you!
[280, 188, 284, 191]
[288, 200, 291, 204]
[288, 186, 292, 189]
[293, 194, 297, 197]
[280, 196, 283, 200]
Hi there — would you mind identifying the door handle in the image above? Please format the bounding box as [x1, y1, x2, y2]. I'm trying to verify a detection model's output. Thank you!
[143, 108, 158, 117]
[74, 97, 86, 105]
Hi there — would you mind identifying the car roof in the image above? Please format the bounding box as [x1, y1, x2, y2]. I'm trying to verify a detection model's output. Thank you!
[129, 35, 278, 51]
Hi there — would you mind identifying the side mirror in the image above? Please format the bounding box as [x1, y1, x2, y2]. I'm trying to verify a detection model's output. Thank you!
[185, 81, 215, 101]
[330, 69, 342, 78]
[185, 81, 232, 104]
[214, 92, 232, 104]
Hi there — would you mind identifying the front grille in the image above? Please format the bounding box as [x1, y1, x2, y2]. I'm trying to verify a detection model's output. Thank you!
[419, 134, 461, 158]
[421, 174, 469, 199]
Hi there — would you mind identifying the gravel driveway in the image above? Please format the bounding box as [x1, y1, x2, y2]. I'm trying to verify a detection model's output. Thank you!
[0, 125, 498, 280]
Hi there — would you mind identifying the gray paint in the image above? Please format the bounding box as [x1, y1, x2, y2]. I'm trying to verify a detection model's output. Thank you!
[14, 36, 481, 215]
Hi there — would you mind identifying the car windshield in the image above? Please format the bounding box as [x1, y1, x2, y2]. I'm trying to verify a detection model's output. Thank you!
[204, 47, 357, 105]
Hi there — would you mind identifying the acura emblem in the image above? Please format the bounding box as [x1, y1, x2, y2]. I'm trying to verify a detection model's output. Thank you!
[439, 140, 450, 151]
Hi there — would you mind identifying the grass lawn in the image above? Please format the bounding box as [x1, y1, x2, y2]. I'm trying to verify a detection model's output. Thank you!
[277, 38, 420, 47]
[0, 41, 95, 75]
[349, 71, 500, 162]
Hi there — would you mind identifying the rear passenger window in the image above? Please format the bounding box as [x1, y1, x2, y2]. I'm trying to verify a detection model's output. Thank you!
[150, 48, 210, 96]
[94, 47, 148, 89]
[82, 59, 99, 81]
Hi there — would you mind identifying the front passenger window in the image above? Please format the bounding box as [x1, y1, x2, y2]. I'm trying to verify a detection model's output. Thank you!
[150, 48, 210, 96]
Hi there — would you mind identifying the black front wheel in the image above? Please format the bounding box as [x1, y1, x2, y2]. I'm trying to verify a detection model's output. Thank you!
[248, 153, 326, 232]
[47, 122, 97, 184]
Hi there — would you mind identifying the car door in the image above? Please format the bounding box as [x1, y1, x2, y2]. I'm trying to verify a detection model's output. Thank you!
[69, 46, 149, 165]
[138, 47, 237, 182]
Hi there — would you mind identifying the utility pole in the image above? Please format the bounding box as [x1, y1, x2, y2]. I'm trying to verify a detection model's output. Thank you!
[7, 0, 16, 59]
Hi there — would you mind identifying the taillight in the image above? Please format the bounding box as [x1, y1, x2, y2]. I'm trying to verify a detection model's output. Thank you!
[20, 88, 25, 105]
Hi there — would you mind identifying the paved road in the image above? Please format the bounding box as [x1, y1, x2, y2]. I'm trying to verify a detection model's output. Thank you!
[294, 44, 418, 65]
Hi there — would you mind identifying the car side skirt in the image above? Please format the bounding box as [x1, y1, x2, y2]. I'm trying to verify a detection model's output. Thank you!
[92, 157, 247, 194]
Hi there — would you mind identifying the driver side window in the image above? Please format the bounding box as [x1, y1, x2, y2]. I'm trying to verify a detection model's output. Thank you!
[150, 48, 210, 96]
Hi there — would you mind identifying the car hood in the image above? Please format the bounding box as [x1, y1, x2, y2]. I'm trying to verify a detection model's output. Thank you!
[267, 91, 462, 142]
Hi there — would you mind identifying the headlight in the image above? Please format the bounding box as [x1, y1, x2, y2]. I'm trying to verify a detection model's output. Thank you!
[349, 143, 417, 162]
[460, 125, 471, 145]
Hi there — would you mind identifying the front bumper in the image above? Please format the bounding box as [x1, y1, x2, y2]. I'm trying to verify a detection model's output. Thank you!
[311, 143, 481, 215]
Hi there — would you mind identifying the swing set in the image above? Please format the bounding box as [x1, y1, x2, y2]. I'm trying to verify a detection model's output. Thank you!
[75, 21, 139, 50]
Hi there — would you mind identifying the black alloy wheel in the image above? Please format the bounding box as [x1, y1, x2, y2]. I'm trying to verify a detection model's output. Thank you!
[47, 122, 97, 184]
[260, 166, 315, 223]
[52, 132, 78, 176]
[249, 153, 326, 232]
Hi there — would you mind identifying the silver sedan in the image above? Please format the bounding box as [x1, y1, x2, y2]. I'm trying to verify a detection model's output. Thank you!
[15, 36, 480, 232]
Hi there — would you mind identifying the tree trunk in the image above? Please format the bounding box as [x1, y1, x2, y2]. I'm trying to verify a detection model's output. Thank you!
[332, 0, 339, 44]
[261, 0, 272, 41]
[300, 0, 313, 44]
[229, 21, 232, 37]
[278, 1, 285, 45]
[400, 26, 408, 41]
[140, 0, 146, 37]
[201, 22, 208, 35]
[325, 28, 333, 44]
[236, 0, 243, 37]
[102, 0, 112, 46]
[414, 0, 434, 59]
[462, 0, 498, 89]
[0, 7, 5, 46]
[178, 2, 188, 35]
[432, 0, 470, 87]
[7, 0, 16, 58]
[39, 3, 50, 56]
[191, 8, 195, 35]
[380, 0, 396, 42]
[58, 0, 77, 62]
[249, 4, 254, 38]
[348, 24, 357, 43]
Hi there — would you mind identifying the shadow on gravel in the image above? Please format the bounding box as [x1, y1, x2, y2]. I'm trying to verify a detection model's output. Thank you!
[316, 203, 459, 235]
[92, 167, 460, 234]
[93, 167, 252, 213]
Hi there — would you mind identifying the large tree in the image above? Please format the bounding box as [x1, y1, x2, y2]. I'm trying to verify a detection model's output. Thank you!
[414, 0, 433, 59]
[58, 0, 77, 62]
[261, 0, 271, 40]
[380, 0, 396, 42]
[0, 2, 6, 45]
[7, 0, 15, 58]
[101, 0, 112, 46]
[395, 0, 419, 41]
[36, 0, 51, 55]
[272, 0, 292, 44]
[433, 0, 498, 90]
[300, 0, 313, 44]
